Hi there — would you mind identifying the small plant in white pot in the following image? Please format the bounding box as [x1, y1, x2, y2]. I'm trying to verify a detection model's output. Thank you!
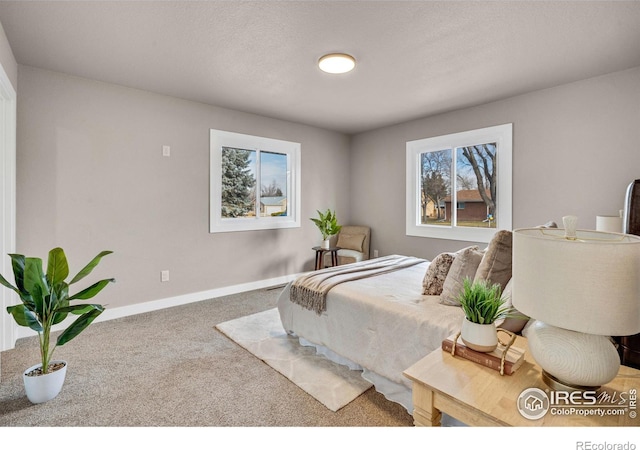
[310, 209, 342, 249]
[457, 278, 510, 353]
[0, 247, 114, 403]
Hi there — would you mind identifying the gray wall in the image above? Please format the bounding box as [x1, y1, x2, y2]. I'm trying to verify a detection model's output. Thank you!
[15, 63, 640, 312]
[16, 66, 351, 310]
[349, 67, 640, 260]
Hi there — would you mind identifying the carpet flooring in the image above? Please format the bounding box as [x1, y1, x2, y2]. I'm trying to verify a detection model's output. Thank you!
[0, 286, 413, 427]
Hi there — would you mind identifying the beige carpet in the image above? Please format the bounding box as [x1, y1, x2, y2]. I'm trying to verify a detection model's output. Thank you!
[0, 287, 413, 427]
[216, 308, 373, 412]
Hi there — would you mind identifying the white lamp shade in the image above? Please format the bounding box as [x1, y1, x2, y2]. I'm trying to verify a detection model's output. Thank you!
[512, 228, 640, 336]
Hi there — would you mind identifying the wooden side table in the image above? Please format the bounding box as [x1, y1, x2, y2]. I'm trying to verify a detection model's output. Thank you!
[403, 335, 640, 427]
[312, 246, 340, 270]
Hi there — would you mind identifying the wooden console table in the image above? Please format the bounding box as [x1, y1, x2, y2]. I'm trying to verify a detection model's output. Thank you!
[403, 335, 640, 426]
[312, 246, 340, 270]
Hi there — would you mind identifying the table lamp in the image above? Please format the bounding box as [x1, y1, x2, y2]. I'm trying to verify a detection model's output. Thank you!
[596, 211, 623, 233]
[512, 216, 640, 390]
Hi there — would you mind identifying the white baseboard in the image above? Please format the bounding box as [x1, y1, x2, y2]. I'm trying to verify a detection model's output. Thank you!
[13, 273, 298, 342]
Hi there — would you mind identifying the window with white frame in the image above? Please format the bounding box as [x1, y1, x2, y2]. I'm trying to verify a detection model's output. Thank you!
[406, 124, 512, 243]
[210, 129, 301, 233]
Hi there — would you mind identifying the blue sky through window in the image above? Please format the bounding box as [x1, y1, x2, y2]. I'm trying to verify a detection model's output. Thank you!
[248, 151, 288, 196]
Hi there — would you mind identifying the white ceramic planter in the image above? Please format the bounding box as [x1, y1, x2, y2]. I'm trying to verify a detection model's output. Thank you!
[461, 318, 498, 352]
[322, 239, 330, 249]
[23, 360, 67, 404]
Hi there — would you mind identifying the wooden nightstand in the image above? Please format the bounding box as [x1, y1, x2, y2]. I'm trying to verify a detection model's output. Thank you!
[403, 335, 640, 426]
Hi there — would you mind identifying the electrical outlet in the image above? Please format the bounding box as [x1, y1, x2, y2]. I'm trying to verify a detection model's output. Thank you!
[161, 270, 170, 282]
[373, 250, 379, 258]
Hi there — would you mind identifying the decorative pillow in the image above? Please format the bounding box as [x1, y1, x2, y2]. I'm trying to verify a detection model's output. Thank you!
[495, 278, 530, 334]
[422, 252, 456, 295]
[439, 246, 484, 306]
[536, 221, 558, 229]
[336, 233, 365, 253]
[474, 230, 513, 291]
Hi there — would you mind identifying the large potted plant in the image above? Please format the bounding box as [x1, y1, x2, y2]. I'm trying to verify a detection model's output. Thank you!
[0, 247, 114, 403]
[310, 209, 342, 249]
[457, 278, 510, 352]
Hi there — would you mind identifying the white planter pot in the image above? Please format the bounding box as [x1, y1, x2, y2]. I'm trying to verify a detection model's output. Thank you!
[23, 360, 67, 404]
[322, 239, 331, 249]
[461, 318, 498, 353]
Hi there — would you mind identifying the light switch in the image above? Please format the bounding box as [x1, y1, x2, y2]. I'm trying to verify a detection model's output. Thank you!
[162, 145, 171, 157]
[161, 270, 170, 282]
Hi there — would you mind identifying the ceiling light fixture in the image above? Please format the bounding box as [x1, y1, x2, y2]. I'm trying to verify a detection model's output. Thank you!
[318, 53, 356, 74]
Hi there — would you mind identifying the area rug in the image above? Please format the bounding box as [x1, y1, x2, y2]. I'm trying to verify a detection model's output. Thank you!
[215, 308, 373, 412]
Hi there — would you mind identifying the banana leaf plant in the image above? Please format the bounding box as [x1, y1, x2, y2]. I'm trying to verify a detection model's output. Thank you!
[310, 209, 342, 241]
[0, 248, 114, 374]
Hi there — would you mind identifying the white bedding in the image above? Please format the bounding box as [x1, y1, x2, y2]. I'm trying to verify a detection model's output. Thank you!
[277, 256, 465, 412]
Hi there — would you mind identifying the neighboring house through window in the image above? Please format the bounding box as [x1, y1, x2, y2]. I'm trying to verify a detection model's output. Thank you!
[406, 124, 512, 243]
[210, 129, 301, 233]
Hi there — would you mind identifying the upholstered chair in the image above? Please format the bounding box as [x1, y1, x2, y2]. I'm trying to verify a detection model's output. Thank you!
[325, 225, 371, 266]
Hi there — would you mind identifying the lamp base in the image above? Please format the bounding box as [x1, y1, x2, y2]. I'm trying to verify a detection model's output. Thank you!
[526, 321, 621, 388]
[541, 370, 600, 392]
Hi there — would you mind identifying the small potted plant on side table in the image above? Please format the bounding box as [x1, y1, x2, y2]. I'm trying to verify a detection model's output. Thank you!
[457, 278, 511, 353]
[310, 209, 342, 249]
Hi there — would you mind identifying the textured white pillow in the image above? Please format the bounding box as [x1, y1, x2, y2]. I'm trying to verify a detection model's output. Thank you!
[422, 252, 456, 295]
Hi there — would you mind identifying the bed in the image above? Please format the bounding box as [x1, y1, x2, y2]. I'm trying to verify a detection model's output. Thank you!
[277, 256, 467, 411]
[277, 230, 522, 413]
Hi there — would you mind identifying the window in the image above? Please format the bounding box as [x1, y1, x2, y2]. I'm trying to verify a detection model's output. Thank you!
[210, 129, 301, 233]
[406, 124, 512, 242]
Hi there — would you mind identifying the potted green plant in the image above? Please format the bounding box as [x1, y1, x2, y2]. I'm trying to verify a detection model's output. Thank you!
[0, 247, 114, 403]
[310, 209, 342, 249]
[457, 278, 510, 352]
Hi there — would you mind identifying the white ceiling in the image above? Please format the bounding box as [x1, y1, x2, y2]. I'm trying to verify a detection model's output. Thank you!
[1, 1, 640, 135]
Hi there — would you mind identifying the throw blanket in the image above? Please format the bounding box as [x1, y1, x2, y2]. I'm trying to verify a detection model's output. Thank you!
[290, 255, 424, 314]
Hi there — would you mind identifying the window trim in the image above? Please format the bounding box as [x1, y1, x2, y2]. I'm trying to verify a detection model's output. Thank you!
[210, 129, 301, 233]
[405, 123, 512, 243]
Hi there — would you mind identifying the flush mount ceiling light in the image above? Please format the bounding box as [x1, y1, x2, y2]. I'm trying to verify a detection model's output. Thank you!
[318, 53, 356, 74]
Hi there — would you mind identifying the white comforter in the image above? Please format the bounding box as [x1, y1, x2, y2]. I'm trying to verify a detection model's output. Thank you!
[277, 256, 465, 408]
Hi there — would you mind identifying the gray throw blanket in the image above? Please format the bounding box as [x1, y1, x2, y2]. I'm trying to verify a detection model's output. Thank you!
[290, 255, 424, 315]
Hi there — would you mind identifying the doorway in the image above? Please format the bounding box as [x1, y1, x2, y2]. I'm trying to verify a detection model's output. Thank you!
[0, 61, 17, 356]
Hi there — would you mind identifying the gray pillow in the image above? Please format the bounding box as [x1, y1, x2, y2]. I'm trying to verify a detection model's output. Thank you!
[439, 246, 484, 306]
[496, 278, 529, 334]
[474, 230, 512, 291]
